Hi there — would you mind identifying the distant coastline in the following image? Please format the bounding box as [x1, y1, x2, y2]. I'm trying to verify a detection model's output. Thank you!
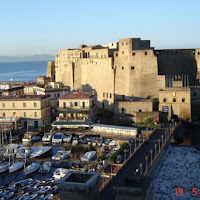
[0, 54, 54, 63]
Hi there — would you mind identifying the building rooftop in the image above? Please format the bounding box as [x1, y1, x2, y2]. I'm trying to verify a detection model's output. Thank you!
[59, 92, 94, 99]
[0, 94, 50, 100]
[23, 82, 38, 86]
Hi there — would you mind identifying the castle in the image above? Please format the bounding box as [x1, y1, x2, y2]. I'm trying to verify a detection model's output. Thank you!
[46, 38, 200, 122]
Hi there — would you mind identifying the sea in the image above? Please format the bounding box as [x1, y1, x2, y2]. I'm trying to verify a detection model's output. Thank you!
[0, 61, 47, 82]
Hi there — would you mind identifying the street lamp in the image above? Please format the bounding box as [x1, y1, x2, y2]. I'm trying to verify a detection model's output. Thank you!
[139, 135, 141, 146]
[139, 163, 143, 176]
[124, 149, 126, 161]
[150, 149, 153, 163]
[161, 135, 164, 146]
[145, 156, 148, 172]
[158, 139, 161, 151]
[134, 139, 137, 152]
[154, 144, 157, 157]
[129, 143, 132, 157]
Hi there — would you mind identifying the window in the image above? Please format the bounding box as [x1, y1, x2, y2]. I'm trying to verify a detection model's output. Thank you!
[110, 93, 112, 98]
[57, 93, 60, 97]
[122, 42, 124, 46]
[74, 102, 78, 106]
[163, 98, 167, 102]
[182, 98, 185, 102]
[34, 112, 37, 117]
[116, 53, 118, 57]
[103, 92, 105, 98]
[132, 52, 135, 56]
[23, 103, 26, 107]
[34, 102, 37, 107]
[131, 66, 135, 70]
[122, 66, 124, 70]
[122, 108, 125, 113]
[173, 98, 176, 102]
[2, 103, 5, 108]
[106, 93, 108, 98]
[70, 102, 73, 107]
[122, 51, 124, 54]
[145, 52, 147, 55]
[63, 102, 66, 108]
[24, 112, 26, 117]
[13, 103, 15, 108]
[139, 109, 142, 112]
[2, 112, 5, 117]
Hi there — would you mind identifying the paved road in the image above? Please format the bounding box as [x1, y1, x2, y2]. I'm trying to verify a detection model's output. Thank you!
[100, 125, 173, 200]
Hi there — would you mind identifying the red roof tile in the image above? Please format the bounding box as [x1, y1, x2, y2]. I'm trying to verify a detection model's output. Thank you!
[59, 92, 94, 99]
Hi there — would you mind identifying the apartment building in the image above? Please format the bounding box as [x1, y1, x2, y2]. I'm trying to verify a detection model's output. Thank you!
[0, 95, 51, 128]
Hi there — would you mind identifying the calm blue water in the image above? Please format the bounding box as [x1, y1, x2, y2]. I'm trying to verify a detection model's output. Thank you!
[0, 61, 47, 82]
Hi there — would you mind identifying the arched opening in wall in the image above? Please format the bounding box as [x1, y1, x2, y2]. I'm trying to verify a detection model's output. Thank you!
[85, 53, 87, 58]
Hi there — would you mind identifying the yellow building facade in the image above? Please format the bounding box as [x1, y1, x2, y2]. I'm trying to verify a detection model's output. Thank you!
[0, 95, 51, 128]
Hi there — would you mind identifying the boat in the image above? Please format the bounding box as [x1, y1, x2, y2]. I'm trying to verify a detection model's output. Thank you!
[52, 150, 71, 160]
[31, 136, 40, 142]
[92, 139, 97, 146]
[24, 162, 40, 175]
[35, 194, 44, 200]
[42, 132, 53, 142]
[19, 193, 29, 200]
[9, 161, 24, 173]
[81, 151, 96, 162]
[27, 193, 38, 200]
[72, 137, 79, 146]
[43, 194, 53, 200]
[0, 162, 10, 173]
[52, 133, 64, 143]
[81, 138, 89, 145]
[97, 138, 102, 146]
[38, 186, 51, 194]
[63, 134, 72, 143]
[3, 144, 22, 158]
[109, 140, 116, 146]
[53, 168, 69, 180]
[30, 146, 52, 159]
[39, 161, 52, 174]
[22, 132, 38, 143]
[75, 132, 85, 139]
[16, 147, 33, 159]
[14, 178, 33, 186]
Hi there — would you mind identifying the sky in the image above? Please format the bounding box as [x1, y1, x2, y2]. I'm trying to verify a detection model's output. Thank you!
[0, 0, 200, 56]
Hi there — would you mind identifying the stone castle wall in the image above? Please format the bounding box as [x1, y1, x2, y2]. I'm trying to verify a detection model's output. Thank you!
[50, 38, 200, 112]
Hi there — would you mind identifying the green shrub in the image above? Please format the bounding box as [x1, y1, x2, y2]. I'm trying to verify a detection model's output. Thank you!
[108, 142, 127, 162]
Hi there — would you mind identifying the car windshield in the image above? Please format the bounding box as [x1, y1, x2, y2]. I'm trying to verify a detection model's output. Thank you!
[54, 134, 62, 139]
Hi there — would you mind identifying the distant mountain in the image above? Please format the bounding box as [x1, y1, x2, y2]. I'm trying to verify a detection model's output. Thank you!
[0, 54, 54, 63]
